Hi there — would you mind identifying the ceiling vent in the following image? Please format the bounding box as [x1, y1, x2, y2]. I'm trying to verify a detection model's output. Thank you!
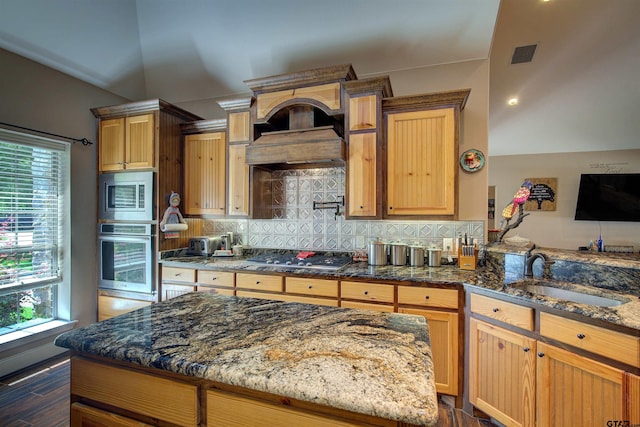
[511, 44, 537, 64]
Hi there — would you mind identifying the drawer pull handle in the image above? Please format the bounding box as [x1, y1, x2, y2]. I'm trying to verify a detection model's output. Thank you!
[424, 295, 430, 300]
[523, 347, 530, 352]
[308, 285, 313, 289]
[577, 333, 586, 339]
[256, 281, 261, 285]
[175, 273, 182, 276]
[210, 277, 217, 281]
[492, 307, 499, 312]
[364, 291, 369, 295]
[537, 352, 545, 358]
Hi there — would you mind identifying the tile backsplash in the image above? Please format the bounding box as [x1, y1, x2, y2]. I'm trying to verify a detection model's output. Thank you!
[204, 168, 484, 252]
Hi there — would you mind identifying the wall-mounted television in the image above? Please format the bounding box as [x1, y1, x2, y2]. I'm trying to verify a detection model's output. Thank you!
[574, 173, 640, 222]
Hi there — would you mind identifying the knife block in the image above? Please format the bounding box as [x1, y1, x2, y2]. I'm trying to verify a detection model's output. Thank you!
[458, 247, 478, 271]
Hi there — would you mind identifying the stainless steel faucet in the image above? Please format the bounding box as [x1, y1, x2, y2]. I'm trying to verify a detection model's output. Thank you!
[524, 251, 553, 278]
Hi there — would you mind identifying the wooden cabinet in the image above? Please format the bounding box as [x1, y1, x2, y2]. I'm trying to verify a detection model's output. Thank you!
[468, 318, 536, 427]
[627, 373, 640, 424]
[227, 143, 249, 216]
[382, 90, 469, 218]
[71, 402, 153, 426]
[386, 108, 456, 217]
[536, 342, 624, 427]
[285, 277, 338, 298]
[347, 133, 377, 217]
[468, 291, 635, 427]
[70, 357, 199, 427]
[197, 269, 235, 296]
[343, 78, 391, 219]
[184, 131, 226, 216]
[161, 266, 197, 301]
[340, 281, 394, 305]
[99, 114, 154, 172]
[98, 295, 152, 321]
[398, 286, 461, 396]
[236, 273, 284, 293]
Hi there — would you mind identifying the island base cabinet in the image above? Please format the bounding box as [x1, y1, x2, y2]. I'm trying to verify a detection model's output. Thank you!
[536, 342, 624, 427]
[206, 389, 393, 427]
[71, 402, 153, 426]
[468, 318, 536, 427]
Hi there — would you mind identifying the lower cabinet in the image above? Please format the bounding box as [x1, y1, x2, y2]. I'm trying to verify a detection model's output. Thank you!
[468, 292, 635, 427]
[98, 295, 152, 321]
[71, 402, 153, 426]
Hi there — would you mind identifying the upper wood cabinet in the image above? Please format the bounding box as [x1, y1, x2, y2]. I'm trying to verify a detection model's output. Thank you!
[347, 132, 377, 217]
[386, 108, 456, 217]
[184, 131, 226, 216]
[382, 90, 469, 219]
[99, 114, 154, 171]
[349, 95, 377, 131]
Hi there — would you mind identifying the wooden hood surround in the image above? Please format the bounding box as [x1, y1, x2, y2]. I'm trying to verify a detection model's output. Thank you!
[244, 64, 357, 170]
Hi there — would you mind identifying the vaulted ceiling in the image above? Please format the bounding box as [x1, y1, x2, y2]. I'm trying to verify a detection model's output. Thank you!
[1, 0, 638, 156]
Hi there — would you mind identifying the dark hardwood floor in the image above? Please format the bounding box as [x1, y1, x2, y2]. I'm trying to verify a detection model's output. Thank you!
[0, 354, 499, 427]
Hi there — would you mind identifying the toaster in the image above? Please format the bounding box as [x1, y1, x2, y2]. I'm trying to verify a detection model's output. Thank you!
[187, 236, 221, 256]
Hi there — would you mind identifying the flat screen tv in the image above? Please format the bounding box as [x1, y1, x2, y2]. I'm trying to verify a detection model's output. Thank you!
[574, 173, 640, 222]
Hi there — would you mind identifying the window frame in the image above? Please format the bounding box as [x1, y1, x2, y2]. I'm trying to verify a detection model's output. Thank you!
[0, 127, 71, 337]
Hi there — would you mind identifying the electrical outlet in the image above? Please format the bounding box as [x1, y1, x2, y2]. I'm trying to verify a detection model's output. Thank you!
[443, 238, 454, 254]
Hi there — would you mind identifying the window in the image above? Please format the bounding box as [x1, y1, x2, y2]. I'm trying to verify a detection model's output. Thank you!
[0, 128, 70, 336]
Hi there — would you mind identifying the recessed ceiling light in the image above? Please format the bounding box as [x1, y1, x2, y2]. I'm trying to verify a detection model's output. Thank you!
[507, 97, 519, 106]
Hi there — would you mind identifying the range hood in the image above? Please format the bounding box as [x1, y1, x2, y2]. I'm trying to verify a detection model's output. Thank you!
[246, 105, 346, 170]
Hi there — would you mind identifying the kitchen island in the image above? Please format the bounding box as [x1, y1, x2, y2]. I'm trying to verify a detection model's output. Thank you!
[55, 292, 439, 426]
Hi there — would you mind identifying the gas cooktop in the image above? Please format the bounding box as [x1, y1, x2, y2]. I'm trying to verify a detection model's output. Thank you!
[245, 253, 351, 271]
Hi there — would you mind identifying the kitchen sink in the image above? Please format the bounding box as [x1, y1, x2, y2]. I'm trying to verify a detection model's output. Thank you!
[508, 280, 629, 307]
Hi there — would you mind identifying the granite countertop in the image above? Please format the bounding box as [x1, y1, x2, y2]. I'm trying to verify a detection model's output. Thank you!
[55, 293, 439, 426]
[160, 252, 640, 332]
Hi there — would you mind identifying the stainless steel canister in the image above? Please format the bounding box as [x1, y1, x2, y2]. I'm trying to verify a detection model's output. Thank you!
[408, 245, 425, 267]
[427, 248, 442, 267]
[389, 243, 408, 266]
[368, 240, 387, 266]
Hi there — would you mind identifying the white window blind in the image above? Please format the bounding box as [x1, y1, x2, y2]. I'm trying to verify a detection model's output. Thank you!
[0, 128, 68, 329]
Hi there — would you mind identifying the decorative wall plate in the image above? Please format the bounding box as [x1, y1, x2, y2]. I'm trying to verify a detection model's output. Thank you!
[460, 149, 485, 172]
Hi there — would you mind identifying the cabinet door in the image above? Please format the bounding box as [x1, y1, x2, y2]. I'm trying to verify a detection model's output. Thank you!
[536, 342, 624, 427]
[184, 132, 226, 215]
[99, 118, 125, 171]
[386, 108, 456, 216]
[228, 143, 249, 216]
[71, 402, 153, 427]
[347, 133, 377, 217]
[124, 114, 155, 170]
[469, 318, 536, 427]
[162, 283, 196, 301]
[98, 295, 152, 321]
[627, 372, 640, 424]
[399, 308, 459, 396]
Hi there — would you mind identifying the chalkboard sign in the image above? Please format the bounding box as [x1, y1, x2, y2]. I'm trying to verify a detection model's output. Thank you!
[524, 178, 557, 211]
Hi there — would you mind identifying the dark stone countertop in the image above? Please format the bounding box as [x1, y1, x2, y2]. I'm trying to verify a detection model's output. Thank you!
[55, 292, 439, 426]
[160, 251, 640, 332]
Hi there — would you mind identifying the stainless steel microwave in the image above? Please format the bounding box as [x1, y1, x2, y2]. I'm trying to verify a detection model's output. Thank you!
[99, 171, 154, 221]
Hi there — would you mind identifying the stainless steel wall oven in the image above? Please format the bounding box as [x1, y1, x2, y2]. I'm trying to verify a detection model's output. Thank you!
[98, 223, 155, 294]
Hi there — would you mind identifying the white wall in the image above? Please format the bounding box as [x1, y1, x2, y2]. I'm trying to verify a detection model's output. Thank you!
[0, 48, 127, 371]
[489, 149, 640, 251]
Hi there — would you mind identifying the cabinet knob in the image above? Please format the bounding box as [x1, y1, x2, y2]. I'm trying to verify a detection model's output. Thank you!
[364, 291, 369, 295]
[537, 352, 545, 358]
[389, 206, 393, 210]
[577, 333, 586, 339]
[523, 347, 530, 352]
[235, 207, 240, 210]
[359, 205, 364, 209]
[210, 277, 217, 281]
[492, 307, 499, 312]
[175, 273, 182, 277]
[308, 285, 313, 289]
[256, 281, 261, 285]
[424, 295, 430, 300]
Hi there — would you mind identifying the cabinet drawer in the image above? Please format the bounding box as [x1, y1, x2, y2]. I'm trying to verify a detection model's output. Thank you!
[341, 300, 394, 312]
[285, 277, 338, 298]
[162, 266, 196, 283]
[340, 281, 394, 304]
[540, 312, 640, 367]
[98, 295, 152, 322]
[398, 286, 459, 309]
[236, 273, 284, 292]
[71, 358, 198, 426]
[197, 270, 234, 287]
[470, 293, 534, 331]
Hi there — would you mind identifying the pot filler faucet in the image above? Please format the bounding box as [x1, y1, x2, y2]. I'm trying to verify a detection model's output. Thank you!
[524, 246, 554, 278]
